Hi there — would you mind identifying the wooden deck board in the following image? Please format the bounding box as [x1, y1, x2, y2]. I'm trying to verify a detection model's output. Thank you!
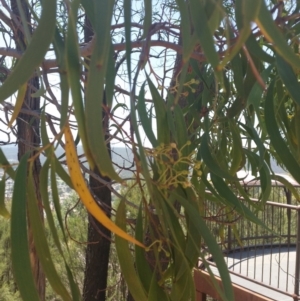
[194, 269, 287, 301]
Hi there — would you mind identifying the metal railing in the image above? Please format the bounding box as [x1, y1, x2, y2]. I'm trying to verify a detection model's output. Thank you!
[202, 190, 300, 300]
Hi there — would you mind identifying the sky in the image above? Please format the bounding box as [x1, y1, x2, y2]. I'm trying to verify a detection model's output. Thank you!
[0, 0, 179, 149]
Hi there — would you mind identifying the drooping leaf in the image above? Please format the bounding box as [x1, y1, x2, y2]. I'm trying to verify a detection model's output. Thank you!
[200, 133, 237, 181]
[256, 1, 300, 68]
[170, 191, 234, 301]
[276, 54, 300, 106]
[11, 153, 40, 301]
[147, 75, 169, 145]
[265, 81, 300, 184]
[115, 200, 148, 301]
[175, 0, 191, 62]
[190, 0, 219, 71]
[40, 159, 64, 255]
[64, 125, 144, 246]
[137, 83, 158, 147]
[0, 149, 15, 180]
[66, 0, 94, 168]
[8, 83, 27, 127]
[53, 28, 69, 129]
[0, 177, 10, 219]
[142, 0, 152, 39]
[28, 171, 73, 301]
[210, 173, 268, 226]
[85, 1, 122, 182]
[0, 0, 56, 103]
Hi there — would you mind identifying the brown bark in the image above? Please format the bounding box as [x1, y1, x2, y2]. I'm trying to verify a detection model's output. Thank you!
[10, 0, 45, 299]
[82, 17, 112, 301]
[82, 174, 112, 301]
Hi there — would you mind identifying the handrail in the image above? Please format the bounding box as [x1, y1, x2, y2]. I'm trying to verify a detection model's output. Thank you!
[201, 189, 300, 300]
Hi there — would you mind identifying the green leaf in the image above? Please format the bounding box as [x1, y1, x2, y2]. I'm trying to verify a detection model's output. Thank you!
[27, 172, 72, 301]
[265, 81, 300, 184]
[142, 0, 152, 39]
[115, 200, 148, 301]
[271, 174, 300, 201]
[0, 148, 15, 180]
[53, 28, 69, 129]
[206, 0, 222, 34]
[243, 149, 271, 206]
[246, 33, 274, 63]
[85, 1, 121, 182]
[173, 105, 189, 157]
[53, 155, 73, 189]
[229, 120, 243, 175]
[276, 54, 300, 106]
[175, 0, 191, 62]
[231, 53, 245, 98]
[137, 83, 158, 147]
[147, 75, 169, 145]
[148, 271, 170, 301]
[124, 0, 132, 82]
[190, 0, 219, 70]
[40, 111, 52, 155]
[238, 121, 265, 169]
[210, 174, 268, 226]
[171, 191, 234, 301]
[130, 86, 153, 195]
[11, 153, 40, 301]
[65, 264, 81, 301]
[219, 0, 262, 68]
[0, 0, 56, 102]
[256, 1, 300, 68]
[66, 0, 94, 168]
[81, 0, 96, 29]
[40, 159, 63, 255]
[8, 83, 27, 127]
[51, 167, 67, 244]
[247, 64, 273, 110]
[0, 177, 10, 218]
[200, 133, 237, 181]
[135, 205, 153, 293]
[105, 47, 116, 108]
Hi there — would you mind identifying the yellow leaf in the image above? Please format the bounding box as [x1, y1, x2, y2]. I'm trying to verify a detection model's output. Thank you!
[64, 124, 145, 248]
[8, 83, 27, 127]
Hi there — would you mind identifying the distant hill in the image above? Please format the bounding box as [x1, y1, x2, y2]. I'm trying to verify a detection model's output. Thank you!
[0, 145, 289, 177]
[0, 145, 134, 177]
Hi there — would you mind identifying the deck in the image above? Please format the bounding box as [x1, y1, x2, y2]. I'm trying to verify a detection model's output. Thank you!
[194, 193, 300, 301]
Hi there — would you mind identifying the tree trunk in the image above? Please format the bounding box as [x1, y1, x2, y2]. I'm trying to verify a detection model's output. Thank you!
[10, 0, 45, 299]
[83, 175, 112, 301]
[82, 17, 112, 301]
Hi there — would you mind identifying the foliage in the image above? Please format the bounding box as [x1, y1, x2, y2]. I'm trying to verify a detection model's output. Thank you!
[0, 195, 87, 301]
[1, 0, 300, 300]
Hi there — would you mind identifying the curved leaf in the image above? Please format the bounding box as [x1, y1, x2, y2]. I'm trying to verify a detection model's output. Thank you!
[115, 200, 148, 301]
[276, 54, 300, 106]
[265, 81, 300, 184]
[64, 125, 144, 247]
[0, 177, 10, 219]
[200, 133, 237, 181]
[11, 153, 40, 301]
[0, 0, 56, 102]
[28, 171, 73, 301]
[256, 1, 300, 68]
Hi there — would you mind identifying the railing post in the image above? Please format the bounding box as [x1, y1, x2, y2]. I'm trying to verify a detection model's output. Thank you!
[284, 188, 292, 245]
[228, 225, 232, 251]
[294, 208, 300, 298]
